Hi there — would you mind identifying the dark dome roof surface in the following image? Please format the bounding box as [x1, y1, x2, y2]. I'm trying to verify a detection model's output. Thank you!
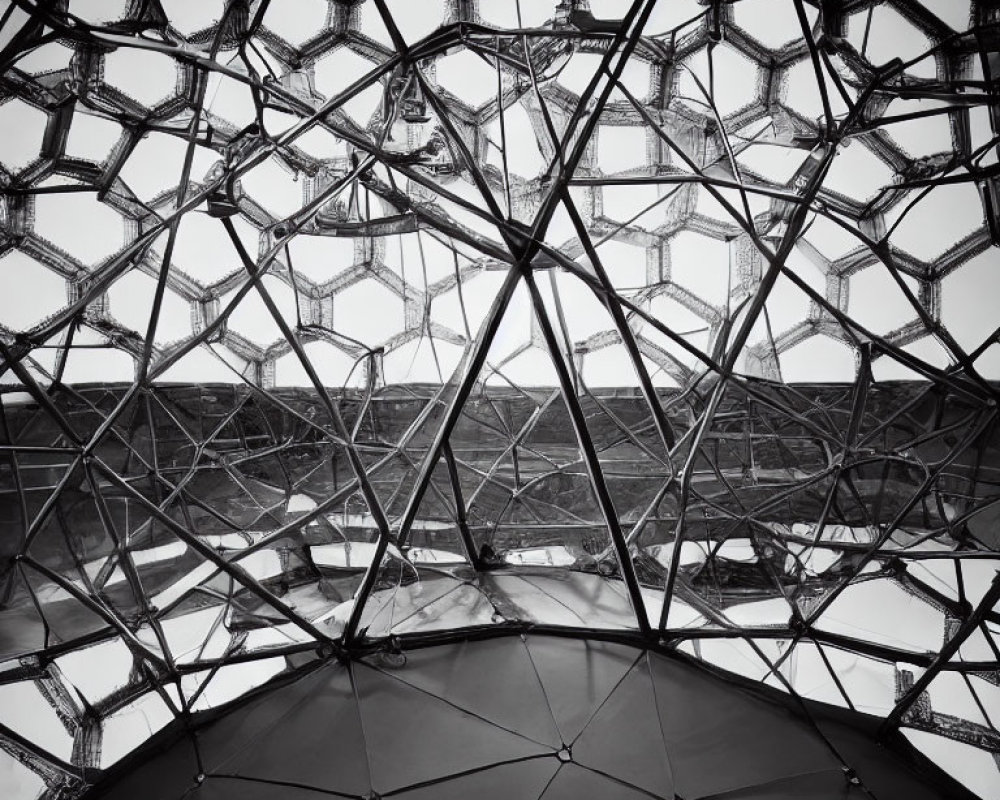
[86, 635, 975, 800]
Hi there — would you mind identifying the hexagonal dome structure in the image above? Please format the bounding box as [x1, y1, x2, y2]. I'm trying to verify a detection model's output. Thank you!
[0, 1, 998, 799]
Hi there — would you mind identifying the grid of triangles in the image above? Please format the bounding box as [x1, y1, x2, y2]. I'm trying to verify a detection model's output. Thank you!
[1, 1, 999, 798]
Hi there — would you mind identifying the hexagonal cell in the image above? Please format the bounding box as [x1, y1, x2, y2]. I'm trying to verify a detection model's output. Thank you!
[547, 194, 586, 247]
[383, 336, 463, 383]
[968, 105, 995, 163]
[432, 269, 506, 339]
[0, 99, 46, 172]
[103, 48, 178, 107]
[14, 41, 75, 74]
[487, 345, 559, 387]
[888, 179, 984, 261]
[783, 57, 854, 121]
[313, 47, 385, 125]
[640, 354, 680, 388]
[287, 234, 355, 284]
[108, 269, 191, 343]
[263, 0, 329, 46]
[167, 208, 259, 285]
[846, 5, 937, 80]
[695, 185, 769, 226]
[779, 333, 856, 382]
[601, 182, 664, 227]
[261, 109, 300, 140]
[678, 44, 758, 118]
[204, 73, 258, 128]
[479, 0, 551, 28]
[192, 343, 251, 382]
[332, 278, 406, 347]
[879, 98, 953, 159]
[921, 0, 972, 32]
[64, 110, 122, 162]
[745, 273, 816, 352]
[436, 50, 499, 108]
[485, 101, 546, 178]
[668, 231, 730, 307]
[290, 125, 348, 161]
[582, 344, 643, 388]
[383, 232, 461, 290]
[558, 51, 650, 102]
[379, 0, 443, 44]
[225, 275, 299, 348]
[17, 342, 58, 383]
[159, 0, 224, 35]
[618, 53, 652, 103]
[589, 239, 648, 293]
[274, 340, 359, 388]
[538, 270, 611, 344]
[434, 177, 504, 241]
[801, 214, 863, 261]
[871, 336, 952, 381]
[737, 143, 810, 186]
[357, 0, 392, 45]
[58, 328, 136, 384]
[774, 248, 827, 327]
[153, 342, 229, 383]
[642, 293, 711, 366]
[637, 0, 702, 35]
[940, 250, 1000, 355]
[734, 0, 816, 50]
[485, 280, 532, 362]
[239, 157, 305, 220]
[596, 124, 648, 174]
[33, 190, 124, 265]
[557, 52, 605, 99]
[823, 141, 894, 203]
[846, 265, 921, 337]
[118, 133, 218, 202]
[0, 251, 67, 331]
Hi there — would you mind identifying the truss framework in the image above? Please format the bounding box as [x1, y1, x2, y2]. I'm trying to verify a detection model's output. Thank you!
[0, 0, 999, 797]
